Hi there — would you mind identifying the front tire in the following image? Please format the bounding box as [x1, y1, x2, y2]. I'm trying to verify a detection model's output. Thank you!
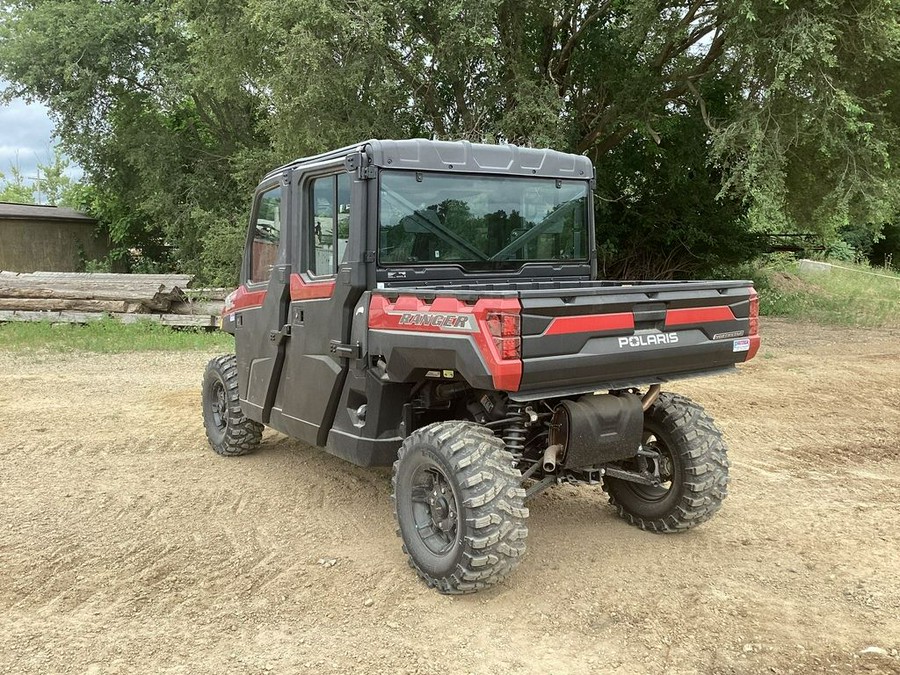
[392, 421, 529, 594]
[605, 392, 729, 533]
[202, 354, 263, 457]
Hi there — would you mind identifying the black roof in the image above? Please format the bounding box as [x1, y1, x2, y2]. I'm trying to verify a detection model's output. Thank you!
[264, 139, 594, 183]
[0, 202, 95, 223]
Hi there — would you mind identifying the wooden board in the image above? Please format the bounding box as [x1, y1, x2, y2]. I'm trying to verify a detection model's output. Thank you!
[183, 287, 231, 301]
[0, 273, 217, 327]
[0, 272, 192, 298]
[0, 271, 195, 312]
[0, 298, 141, 313]
[0, 286, 174, 311]
[0, 271, 194, 286]
[169, 300, 225, 315]
[0, 310, 218, 328]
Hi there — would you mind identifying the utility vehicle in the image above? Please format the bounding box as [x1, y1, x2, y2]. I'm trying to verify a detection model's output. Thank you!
[202, 139, 759, 594]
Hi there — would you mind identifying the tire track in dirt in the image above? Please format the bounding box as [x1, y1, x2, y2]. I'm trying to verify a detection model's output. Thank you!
[1, 320, 899, 674]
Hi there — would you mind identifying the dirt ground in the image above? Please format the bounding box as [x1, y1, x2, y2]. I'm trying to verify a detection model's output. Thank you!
[1, 318, 899, 674]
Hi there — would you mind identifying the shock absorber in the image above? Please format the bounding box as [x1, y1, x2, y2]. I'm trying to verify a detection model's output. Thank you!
[502, 402, 527, 458]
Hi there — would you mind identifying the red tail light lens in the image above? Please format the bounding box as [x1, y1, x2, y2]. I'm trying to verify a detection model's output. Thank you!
[498, 337, 520, 360]
[486, 311, 521, 360]
[748, 289, 759, 336]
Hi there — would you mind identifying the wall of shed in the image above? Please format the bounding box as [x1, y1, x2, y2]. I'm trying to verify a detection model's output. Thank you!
[0, 219, 109, 272]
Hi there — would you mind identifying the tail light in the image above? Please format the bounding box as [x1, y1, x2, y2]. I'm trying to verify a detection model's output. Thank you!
[486, 311, 521, 360]
[223, 289, 237, 314]
[748, 289, 759, 336]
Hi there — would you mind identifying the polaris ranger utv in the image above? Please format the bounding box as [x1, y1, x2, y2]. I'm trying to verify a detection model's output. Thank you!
[202, 139, 759, 594]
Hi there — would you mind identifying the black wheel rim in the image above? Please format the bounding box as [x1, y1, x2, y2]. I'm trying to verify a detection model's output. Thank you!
[210, 378, 228, 432]
[629, 431, 676, 502]
[409, 462, 460, 556]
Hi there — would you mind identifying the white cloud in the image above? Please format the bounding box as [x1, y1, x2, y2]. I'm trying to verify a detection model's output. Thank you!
[0, 84, 83, 193]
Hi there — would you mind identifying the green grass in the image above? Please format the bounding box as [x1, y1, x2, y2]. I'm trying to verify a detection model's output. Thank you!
[754, 259, 900, 328]
[0, 318, 234, 353]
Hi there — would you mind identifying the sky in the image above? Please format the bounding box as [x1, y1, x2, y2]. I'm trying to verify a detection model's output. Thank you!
[0, 83, 83, 198]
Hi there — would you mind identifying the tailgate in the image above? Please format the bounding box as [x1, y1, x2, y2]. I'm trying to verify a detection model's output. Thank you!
[517, 281, 758, 396]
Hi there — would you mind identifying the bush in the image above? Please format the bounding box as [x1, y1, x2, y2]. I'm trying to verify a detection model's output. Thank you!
[824, 238, 857, 262]
[198, 210, 247, 288]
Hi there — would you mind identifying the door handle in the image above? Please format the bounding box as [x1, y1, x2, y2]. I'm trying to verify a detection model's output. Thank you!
[269, 324, 292, 345]
[330, 340, 361, 359]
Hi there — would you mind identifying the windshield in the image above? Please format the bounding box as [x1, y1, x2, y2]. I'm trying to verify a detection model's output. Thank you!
[378, 171, 589, 270]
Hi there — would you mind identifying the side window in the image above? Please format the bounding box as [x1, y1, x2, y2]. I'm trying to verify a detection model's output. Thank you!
[309, 173, 351, 276]
[336, 173, 350, 266]
[249, 187, 282, 283]
[311, 177, 334, 275]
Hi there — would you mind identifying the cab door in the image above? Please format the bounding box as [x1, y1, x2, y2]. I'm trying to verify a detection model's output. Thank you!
[232, 171, 294, 424]
[267, 166, 365, 446]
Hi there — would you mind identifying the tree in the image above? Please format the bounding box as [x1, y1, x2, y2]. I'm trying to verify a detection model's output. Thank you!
[0, 0, 269, 278]
[32, 147, 76, 206]
[712, 0, 900, 239]
[1, 148, 83, 206]
[0, 162, 33, 203]
[1, 0, 898, 281]
[596, 74, 760, 279]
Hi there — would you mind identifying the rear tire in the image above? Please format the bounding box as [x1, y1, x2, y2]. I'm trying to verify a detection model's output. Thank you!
[605, 392, 729, 532]
[202, 354, 263, 457]
[392, 421, 528, 594]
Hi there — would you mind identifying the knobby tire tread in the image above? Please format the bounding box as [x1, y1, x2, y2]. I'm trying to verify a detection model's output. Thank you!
[608, 392, 729, 533]
[392, 421, 529, 594]
[203, 354, 263, 457]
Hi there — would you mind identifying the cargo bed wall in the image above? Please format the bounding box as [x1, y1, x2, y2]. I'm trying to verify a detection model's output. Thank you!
[367, 279, 758, 400]
[517, 283, 757, 396]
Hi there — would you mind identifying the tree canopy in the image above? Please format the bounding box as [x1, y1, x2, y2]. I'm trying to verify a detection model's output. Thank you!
[1, 0, 898, 281]
[0, 148, 78, 205]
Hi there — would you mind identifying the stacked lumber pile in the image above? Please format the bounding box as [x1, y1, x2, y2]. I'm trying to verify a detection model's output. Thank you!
[0, 272, 226, 327]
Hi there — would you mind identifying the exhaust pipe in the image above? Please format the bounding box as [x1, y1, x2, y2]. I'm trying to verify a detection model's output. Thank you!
[542, 444, 562, 473]
[641, 384, 661, 411]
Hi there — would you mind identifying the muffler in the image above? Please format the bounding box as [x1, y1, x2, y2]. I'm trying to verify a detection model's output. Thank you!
[548, 393, 644, 470]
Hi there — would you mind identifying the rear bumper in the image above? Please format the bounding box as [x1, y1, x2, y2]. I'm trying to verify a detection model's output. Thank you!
[519, 328, 752, 393]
